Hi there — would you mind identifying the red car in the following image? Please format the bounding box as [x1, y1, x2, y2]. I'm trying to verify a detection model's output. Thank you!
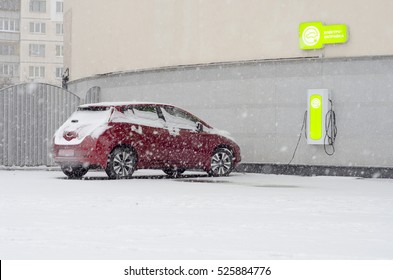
[53, 102, 241, 179]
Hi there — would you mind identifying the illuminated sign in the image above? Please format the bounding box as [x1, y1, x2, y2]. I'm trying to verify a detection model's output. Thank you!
[299, 22, 348, 50]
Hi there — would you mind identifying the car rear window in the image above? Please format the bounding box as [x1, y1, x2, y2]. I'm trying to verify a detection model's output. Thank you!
[78, 106, 111, 111]
[72, 107, 112, 124]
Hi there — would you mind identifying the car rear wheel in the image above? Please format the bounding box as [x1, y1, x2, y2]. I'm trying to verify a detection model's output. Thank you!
[106, 146, 137, 179]
[209, 148, 234, 177]
[163, 168, 186, 178]
[61, 165, 89, 179]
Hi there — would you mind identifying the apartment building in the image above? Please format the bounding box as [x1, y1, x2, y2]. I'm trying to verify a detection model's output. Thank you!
[0, 0, 63, 88]
[0, 0, 20, 86]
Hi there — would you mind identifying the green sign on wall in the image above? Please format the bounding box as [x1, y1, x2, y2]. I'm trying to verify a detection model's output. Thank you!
[299, 22, 348, 50]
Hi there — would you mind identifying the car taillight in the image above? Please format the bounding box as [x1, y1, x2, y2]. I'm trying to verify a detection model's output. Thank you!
[63, 131, 78, 141]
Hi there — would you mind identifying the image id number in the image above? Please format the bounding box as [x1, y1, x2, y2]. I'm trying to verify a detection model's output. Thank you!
[217, 266, 271, 276]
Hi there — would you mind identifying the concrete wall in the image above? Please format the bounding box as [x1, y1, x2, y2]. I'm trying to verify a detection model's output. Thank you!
[64, 0, 393, 80]
[69, 55, 393, 168]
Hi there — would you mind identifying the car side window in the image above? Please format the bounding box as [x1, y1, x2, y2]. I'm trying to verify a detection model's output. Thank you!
[131, 106, 157, 120]
[121, 105, 163, 127]
[161, 106, 199, 130]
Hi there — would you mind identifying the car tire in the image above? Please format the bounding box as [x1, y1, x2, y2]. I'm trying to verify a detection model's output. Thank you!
[208, 148, 234, 177]
[105, 146, 137, 179]
[163, 168, 186, 178]
[61, 165, 89, 179]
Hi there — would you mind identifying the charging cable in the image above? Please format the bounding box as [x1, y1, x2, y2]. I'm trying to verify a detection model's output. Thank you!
[287, 110, 307, 165]
[323, 100, 337, 156]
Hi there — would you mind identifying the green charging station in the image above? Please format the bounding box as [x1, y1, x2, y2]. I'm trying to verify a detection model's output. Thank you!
[307, 89, 331, 145]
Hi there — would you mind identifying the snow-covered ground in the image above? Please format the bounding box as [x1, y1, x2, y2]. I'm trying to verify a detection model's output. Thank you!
[1, 169, 393, 260]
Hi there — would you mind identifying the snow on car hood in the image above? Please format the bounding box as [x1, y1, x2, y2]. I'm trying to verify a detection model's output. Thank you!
[54, 109, 112, 145]
[207, 127, 236, 142]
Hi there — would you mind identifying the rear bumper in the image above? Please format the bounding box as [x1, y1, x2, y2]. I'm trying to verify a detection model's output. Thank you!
[53, 143, 107, 168]
[54, 156, 94, 166]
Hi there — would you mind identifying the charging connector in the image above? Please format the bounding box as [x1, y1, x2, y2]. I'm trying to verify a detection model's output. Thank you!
[323, 99, 337, 155]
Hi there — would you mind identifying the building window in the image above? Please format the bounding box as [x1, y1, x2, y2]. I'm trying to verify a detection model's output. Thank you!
[55, 45, 63, 57]
[29, 44, 46, 57]
[29, 22, 46, 34]
[0, 18, 20, 32]
[56, 1, 63, 13]
[55, 67, 63, 79]
[29, 66, 45, 78]
[0, 43, 17, 56]
[0, 64, 18, 76]
[29, 0, 46, 13]
[0, 1, 21, 11]
[56, 23, 63, 35]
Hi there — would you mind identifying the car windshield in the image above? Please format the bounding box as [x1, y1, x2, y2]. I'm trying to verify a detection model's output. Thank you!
[161, 106, 200, 130]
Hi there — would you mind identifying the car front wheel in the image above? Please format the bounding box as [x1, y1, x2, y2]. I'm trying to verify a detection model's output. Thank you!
[105, 146, 137, 179]
[61, 165, 89, 179]
[209, 148, 234, 177]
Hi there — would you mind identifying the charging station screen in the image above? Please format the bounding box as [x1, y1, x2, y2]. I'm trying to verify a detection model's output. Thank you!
[309, 94, 323, 140]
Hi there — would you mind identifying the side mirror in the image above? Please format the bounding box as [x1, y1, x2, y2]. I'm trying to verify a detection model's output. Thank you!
[196, 122, 203, 133]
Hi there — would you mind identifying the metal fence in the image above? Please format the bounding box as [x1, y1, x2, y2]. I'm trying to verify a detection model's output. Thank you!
[0, 83, 80, 166]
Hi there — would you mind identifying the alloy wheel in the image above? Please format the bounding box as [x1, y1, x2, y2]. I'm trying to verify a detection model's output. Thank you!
[106, 146, 136, 179]
[210, 148, 233, 176]
[113, 151, 135, 177]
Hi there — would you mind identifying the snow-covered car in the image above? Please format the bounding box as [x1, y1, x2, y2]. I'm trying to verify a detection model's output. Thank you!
[52, 102, 241, 179]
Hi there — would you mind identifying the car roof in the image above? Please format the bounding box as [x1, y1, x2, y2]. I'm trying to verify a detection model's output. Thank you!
[79, 101, 212, 128]
[79, 101, 174, 108]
